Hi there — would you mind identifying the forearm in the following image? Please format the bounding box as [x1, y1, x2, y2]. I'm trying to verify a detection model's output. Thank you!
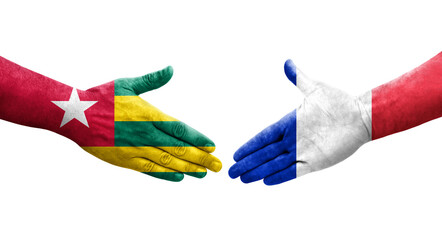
[359, 52, 442, 140]
[0, 56, 72, 129]
[0, 56, 115, 147]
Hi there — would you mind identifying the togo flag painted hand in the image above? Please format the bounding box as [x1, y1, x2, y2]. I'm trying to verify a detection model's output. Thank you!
[0, 57, 222, 182]
[229, 59, 371, 185]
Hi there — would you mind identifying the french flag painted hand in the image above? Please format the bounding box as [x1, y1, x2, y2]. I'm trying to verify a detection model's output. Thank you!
[229, 53, 442, 185]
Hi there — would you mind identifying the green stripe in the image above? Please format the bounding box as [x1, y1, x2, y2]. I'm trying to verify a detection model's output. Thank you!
[184, 172, 207, 178]
[142, 172, 206, 181]
[114, 79, 138, 96]
[114, 66, 173, 96]
[115, 121, 215, 147]
[143, 172, 184, 182]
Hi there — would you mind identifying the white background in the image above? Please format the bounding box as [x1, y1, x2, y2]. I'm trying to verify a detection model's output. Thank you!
[0, 0, 441, 239]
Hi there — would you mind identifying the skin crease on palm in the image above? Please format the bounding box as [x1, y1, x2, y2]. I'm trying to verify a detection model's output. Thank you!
[229, 60, 372, 185]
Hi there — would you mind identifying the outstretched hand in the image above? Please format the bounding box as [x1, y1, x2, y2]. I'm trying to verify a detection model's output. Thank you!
[229, 60, 371, 185]
[73, 67, 222, 182]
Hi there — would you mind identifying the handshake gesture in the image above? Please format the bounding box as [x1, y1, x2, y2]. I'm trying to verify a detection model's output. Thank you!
[0, 53, 441, 184]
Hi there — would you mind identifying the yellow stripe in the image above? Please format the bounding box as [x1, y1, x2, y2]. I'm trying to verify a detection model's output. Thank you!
[114, 96, 178, 121]
[82, 146, 212, 172]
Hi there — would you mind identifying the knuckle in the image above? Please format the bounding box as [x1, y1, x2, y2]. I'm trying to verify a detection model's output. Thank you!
[184, 162, 191, 173]
[172, 122, 186, 138]
[160, 152, 172, 166]
[141, 74, 153, 88]
[143, 162, 155, 172]
[198, 153, 209, 166]
[174, 143, 186, 156]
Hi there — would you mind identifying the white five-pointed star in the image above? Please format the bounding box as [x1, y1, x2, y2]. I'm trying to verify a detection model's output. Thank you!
[52, 88, 97, 128]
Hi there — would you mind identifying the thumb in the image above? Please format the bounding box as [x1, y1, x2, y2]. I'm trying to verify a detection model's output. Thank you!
[284, 59, 317, 95]
[115, 66, 174, 96]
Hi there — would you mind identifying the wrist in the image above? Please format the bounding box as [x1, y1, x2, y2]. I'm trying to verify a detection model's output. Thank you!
[356, 91, 372, 142]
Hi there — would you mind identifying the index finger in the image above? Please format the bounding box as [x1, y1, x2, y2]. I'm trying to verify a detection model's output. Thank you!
[154, 121, 216, 153]
[234, 121, 284, 162]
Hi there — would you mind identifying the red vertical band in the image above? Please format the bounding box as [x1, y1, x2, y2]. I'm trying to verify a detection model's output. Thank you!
[0, 56, 114, 146]
[372, 52, 442, 140]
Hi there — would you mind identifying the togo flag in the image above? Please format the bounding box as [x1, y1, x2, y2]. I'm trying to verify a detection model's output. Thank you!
[0, 57, 221, 181]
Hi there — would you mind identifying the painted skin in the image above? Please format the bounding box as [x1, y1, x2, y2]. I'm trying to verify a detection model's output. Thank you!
[230, 53, 442, 185]
[82, 67, 222, 181]
[0, 57, 222, 182]
[229, 60, 370, 185]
